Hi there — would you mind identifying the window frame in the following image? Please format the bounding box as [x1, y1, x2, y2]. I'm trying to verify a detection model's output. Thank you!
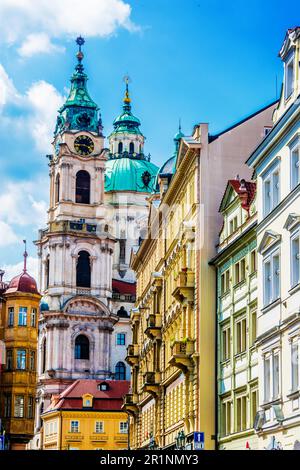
[70, 420, 79, 433]
[284, 50, 295, 100]
[16, 349, 26, 370]
[95, 421, 104, 434]
[116, 333, 126, 346]
[14, 395, 25, 418]
[291, 229, 300, 289]
[119, 421, 128, 434]
[263, 349, 281, 403]
[290, 139, 300, 190]
[18, 307, 27, 326]
[263, 249, 280, 307]
[262, 163, 280, 217]
[8, 307, 14, 327]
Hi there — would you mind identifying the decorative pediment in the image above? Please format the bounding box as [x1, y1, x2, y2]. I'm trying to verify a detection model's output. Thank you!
[258, 230, 282, 254]
[64, 296, 110, 317]
[284, 213, 300, 232]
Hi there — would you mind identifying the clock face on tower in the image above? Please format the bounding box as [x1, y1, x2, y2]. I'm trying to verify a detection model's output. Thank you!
[74, 135, 94, 156]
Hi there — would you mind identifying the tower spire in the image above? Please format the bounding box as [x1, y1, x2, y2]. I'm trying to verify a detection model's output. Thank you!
[123, 75, 132, 111]
[23, 239, 28, 273]
[75, 36, 85, 74]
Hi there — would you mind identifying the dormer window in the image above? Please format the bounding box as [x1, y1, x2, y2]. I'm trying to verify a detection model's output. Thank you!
[98, 382, 109, 391]
[285, 51, 295, 100]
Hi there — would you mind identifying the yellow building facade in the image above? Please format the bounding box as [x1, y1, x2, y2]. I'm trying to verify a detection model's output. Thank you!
[0, 252, 40, 450]
[125, 132, 202, 449]
[41, 379, 130, 450]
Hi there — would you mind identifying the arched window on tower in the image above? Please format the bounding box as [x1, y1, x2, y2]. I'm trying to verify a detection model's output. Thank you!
[118, 142, 123, 154]
[129, 142, 134, 154]
[119, 239, 126, 264]
[75, 335, 90, 360]
[115, 361, 126, 380]
[76, 170, 90, 204]
[76, 251, 91, 288]
[55, 174, 60, 204]
[45, 258, 50, 290]
[42, 339, 47, 373]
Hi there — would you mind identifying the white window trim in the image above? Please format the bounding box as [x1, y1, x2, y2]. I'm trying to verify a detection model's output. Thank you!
[291, 338, 300, 393]
[263, 248, 280, 307]
[263, 349, 281, 403]
[70, 420, 79, 433]
[284, 51, 295, 100]
[95, 421, 104, 434]
[291, 229, 300, 289]
[119, 421, 128, 433]
[262, 162, 280, 217]
[290, 139, 300, 191]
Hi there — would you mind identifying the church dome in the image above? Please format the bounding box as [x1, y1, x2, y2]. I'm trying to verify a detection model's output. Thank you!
[154, 126, 184, 192]
[105, 157, 159, 193]
[7, 271, 38, 295]
[6, 243, 38, 295]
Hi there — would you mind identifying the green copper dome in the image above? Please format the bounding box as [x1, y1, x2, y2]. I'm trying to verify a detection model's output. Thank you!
[105, 157, 159, 193]
[109, 79, 143, 136]
[54, 37, 103, 136]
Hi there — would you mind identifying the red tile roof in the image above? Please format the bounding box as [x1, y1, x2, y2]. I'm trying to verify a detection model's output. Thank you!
[112, 279, 136, 295]
[44, 380, 130, 413]
[6, 271, 38, 295]
[228, 179, 256, 212]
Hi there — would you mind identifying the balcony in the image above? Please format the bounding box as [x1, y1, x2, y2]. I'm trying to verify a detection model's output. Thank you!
[169, 339, 195, 371]
[122, 394, 139, 415]
[125, 344, 139, 366]
[114, 434, 128, 443]
[142, 372, 161, 397]
[145, 314, 162, 339]
[76, 287, 91, 296]
[172, 271, 195, 303]
[90, 434, 109, 443]
[65, 432, 83, 442]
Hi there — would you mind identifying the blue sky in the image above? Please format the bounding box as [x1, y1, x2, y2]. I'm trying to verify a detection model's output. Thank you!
[0, 0, 298, 280]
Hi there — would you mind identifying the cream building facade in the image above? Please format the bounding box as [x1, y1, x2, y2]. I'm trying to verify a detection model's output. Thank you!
[211, 179, 259, 450]
[125, 100, 275, 449]
[247, 27, 300, 450]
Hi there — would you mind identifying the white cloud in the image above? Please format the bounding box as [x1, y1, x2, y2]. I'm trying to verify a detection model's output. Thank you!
[0, 63, 65, 153]
[18, 32, 65, 58]
[2, 256, 38, 283]
[0, 64, 21, 109]
[0, 221, 19, 247]
[0, 180, 48, 228]
[26, 80, 65, 152]
[0, 0, 138, 57]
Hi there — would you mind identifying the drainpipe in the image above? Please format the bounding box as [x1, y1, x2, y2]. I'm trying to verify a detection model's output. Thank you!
[214, 266, 218, 450]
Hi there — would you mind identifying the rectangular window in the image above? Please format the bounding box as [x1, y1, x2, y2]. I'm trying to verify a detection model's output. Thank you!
[29, 351, 35, 371]
[8, 307, 14, 327]
[263, 166, 280, 216]
[229, 216, 238, 235]
[14, 395, 24, 418]
[291, 233, 300, 288]
[221, 401, 231, 436]
[119, 421, 128, 433]
[264, 351, 280, 403]
[236, 395, 247, 432]
[291, 145, 300, 190]
[222, 326, 231, 361]
[116, 333, 126, 346]
[236, 317, 246, 354]
[18, 307, 27, 326]
[221, 270, 230, 295]
[291, 341, 299, 392]
[234, 259, 246, 285]
[250, 250, 257, 273]
[17, 349, 26, 370]
[4, 395, 11, 418]
[285, 53, 294, 99]
[264, 356, 271, 402]
[263, 251, 280, 306]
[251, 389, 258, 427]
[31, 309, 37, 327]
[95, 421, 104, 433]
[70, 420, 79, 433]
[250, 311, 257, 346]
[6, 349, 13, 370]
[28, 396, 34, 419]
[273, 353, 280, 399]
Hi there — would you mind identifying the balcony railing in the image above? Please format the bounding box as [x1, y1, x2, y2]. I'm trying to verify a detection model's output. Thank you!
[125, 344, 139, 366]
[142, 372, 161, 397]
[145, 314, 162, 339]
[90, 434, 109, 442]
[122, 393, 139, 415]
[169, 339, 195, 371]
[172, 271, 195, 303]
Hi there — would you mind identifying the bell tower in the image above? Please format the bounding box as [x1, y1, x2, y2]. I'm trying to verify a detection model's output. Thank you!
[34, 38, 117, 432]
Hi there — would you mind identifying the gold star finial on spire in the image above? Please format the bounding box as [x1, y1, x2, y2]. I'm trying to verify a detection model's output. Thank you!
[123, 75, 131, 104]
